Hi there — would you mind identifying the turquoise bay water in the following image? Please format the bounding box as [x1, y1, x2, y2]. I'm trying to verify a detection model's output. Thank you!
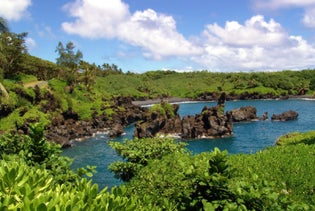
[63, 99, 315, 189]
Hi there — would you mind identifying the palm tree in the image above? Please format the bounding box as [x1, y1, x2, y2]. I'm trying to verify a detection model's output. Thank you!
[78, 61, 96, 90]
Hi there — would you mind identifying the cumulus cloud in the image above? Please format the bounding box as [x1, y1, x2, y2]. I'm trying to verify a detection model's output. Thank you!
[62, 0, 202, 59]
[194, 15, 315, 71]
[254, 0, 315, 28]
[62, 0, 315, 71]
[0, 0, 31, 21]
[203, 16, 286, 47]
[62, 0, 129, 38]
[118, 9, 202, 59]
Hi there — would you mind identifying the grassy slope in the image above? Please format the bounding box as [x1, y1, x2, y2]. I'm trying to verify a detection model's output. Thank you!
[96, 70, 315, 99]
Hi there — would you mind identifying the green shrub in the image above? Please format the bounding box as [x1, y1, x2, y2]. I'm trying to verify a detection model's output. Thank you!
[103, 108, 115, 119]
[0, 91, 19, 111]
[0, 109, 21, 131]
[2, 79, 19, 92]
[48, 78, 67, 93]
[109, 137, 187, 181]
[150, 101, 175, 118]
[14, 74, 37, 83]
[0, 157, 140, 210]
[230, 144, 315, 206]
[276, 131, 315, 146]
[126, 148, 298, 210]
[23, 87, 36, 101]
[0, 123, 92, 184]
[0, 106, 50, 131]
[15, 107, 50, 128]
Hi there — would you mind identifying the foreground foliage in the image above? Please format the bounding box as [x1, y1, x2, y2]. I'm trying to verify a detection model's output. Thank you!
[230, 140, 315, 207]
[110, 137, 310, 210]
[0, 124, 144, 210]
[1, 124, 315, 210]
[109, 137, 187, 181]
[0, 157, 141, 210]
[276, 130, 315, 146]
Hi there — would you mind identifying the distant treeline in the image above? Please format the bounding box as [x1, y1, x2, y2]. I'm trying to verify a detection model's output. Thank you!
[1, 30, 315, 100]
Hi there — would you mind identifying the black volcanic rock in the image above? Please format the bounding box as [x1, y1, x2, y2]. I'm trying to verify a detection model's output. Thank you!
[45, 96, 146, 147]
[228, 106, 258, 122]
[181, 104, 233, 139]
[134, 93, 233, 139]
[134, 103, 182, 138]
[271, 110, 298, 121]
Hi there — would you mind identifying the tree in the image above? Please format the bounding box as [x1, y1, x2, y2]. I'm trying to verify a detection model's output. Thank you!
[78, 61, 96, 90]
[56, 41, 82, 70]
[0, 17, 20, 99]
[20, 54, 61, 80]
[55, 41, 83, 88]
[0, 16, 9, 82]
[0, 32, 28, 79]
[100, 63, 123, 76]
[0, 17, 9, 77]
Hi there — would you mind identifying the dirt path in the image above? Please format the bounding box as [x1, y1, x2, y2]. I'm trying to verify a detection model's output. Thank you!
[24, 81, 48, 88]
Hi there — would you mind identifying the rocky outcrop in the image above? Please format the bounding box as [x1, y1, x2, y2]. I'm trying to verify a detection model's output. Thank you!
[134, 94, 233, 139]
[228, 106, 258, 122]
[134, 103, 182, 138]
[45, 96, 146, 147]
[271, 110, 298, 121]
[181, 105, 233, 139]
[259, 112, 268, 121]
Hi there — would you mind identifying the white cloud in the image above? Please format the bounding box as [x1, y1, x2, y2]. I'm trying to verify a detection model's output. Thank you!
[62, 0, 129, 39]
[194, 15, 315, 71]
[303, 7, 315, 28]
[118, 9, 202, 59]
[203, 16, 286, 47]
[62, 0, 202, 60]
[254, 0, 315, 28]
[0, 0, 31, 21]
[255, 0, 315, 9]
[62, 1, 315, 71]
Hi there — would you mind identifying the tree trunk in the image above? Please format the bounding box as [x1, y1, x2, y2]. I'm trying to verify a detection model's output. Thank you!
[0, 82, 9, 99]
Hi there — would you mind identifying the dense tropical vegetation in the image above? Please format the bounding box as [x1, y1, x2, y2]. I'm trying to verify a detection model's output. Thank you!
[1, 17, 315, 209]
[2, 127, 314, 210]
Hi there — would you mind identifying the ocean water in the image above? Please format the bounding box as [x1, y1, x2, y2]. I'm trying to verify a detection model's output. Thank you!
[62, 99, 315, 189]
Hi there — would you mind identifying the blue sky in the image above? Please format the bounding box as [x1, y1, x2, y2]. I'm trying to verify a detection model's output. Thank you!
[1, 0, 315, 73]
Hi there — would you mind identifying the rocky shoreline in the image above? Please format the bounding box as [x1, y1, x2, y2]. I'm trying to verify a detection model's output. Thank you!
[44, 94, 307, 147]
[43, 97, 146, 148]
